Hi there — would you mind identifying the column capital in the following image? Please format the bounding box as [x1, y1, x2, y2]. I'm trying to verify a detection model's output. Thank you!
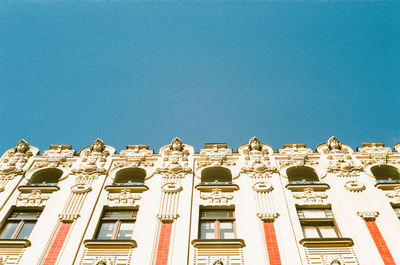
[357, 211, 379, 221]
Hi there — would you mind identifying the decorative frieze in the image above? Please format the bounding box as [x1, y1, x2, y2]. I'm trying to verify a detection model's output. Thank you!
[292, 188, 328, 206]
[107, 190, 141, 207]
[16, 189, 49, 207]
[32, 144, 75, 169]
[277, 143, 318, 167]
[386, 187, 400, 204]
[357, 211, 379, 221]
[200, 188, 233, 206]
[198, 143, 235, 168]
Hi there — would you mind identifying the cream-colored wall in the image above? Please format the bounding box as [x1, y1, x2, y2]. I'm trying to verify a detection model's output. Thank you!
[0, 138, 399, 265]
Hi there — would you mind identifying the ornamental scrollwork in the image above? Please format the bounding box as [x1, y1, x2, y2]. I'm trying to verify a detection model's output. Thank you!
[292, 188, 328, 206]
[240, 137, 276, 174]
[17, 189, 50, 207]
[200, 188, 233, 206]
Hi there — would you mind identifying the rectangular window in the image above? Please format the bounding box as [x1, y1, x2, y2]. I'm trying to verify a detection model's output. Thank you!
[297, 208, 340, 238]
[199, 209, 235, 239]
[0, 210, 41, 239]
[96, 210, 137, 240]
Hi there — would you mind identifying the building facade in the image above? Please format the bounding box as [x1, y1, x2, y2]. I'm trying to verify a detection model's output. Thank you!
[0, 137, 399, 265]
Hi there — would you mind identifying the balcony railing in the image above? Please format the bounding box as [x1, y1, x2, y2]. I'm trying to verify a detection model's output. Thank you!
[288, 180, 321, 185]
[111, 182, 146, 186]
[26, 182, 58, 187]
[376, 179, 400, 184]
[200, 181, 233, 186]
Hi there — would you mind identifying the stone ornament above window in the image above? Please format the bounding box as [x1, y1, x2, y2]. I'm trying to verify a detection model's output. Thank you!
[71, 183, 92, 194]
[252, 181, 273, 192]
[200, 188, 233, 206]
[17, 189, 50, 207]
[292, 188, 328, 206]
[344, 180, 366, 192]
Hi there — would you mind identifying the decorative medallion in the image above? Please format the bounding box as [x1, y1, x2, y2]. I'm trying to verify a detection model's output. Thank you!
[252, 181, 273, 192]
[161, 182, 183, 193]
[344, 181, 365, 192]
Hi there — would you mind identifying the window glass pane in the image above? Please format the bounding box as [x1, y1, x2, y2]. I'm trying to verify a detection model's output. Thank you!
[117, 222, 134, 239]
[200, 222, 215, 239]
[96, 222, 115, 239]
[15, 212, 39, 218]
[319, 226, 338, 238]
[220, 222, 234, 239]
[302, 226, 319, 238]
[108, 211, 133, 218]
[301, 210, 327, 219]
[0, 222, 19, 239]
[204, 211, 231, 218]
[16, 222, 35, 239]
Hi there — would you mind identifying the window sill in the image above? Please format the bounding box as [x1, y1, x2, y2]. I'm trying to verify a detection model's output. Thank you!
[299, 237, 353, 247]
[195, 184, 239, 192]
[0, 239, 31, 248]
[191, 239, 245, 248]
[84, 239, 137, 249]
[105, 185, 148, 193]
[18, 185, 59, 193]
[375, 183, 400, 190]
[286, 183, 330, 192]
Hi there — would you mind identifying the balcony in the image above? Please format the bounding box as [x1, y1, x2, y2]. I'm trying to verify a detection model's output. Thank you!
[375, 179, 400, 190]
[286, 180, 330, 191]
[195, 181, 239, 192]
[105, 181, 148, 193]
[18, 183, 60, 193]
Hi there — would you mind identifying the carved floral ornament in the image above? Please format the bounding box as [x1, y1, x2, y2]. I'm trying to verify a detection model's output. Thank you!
[321, 255, 344, 265]
[93, 257, 115, 265]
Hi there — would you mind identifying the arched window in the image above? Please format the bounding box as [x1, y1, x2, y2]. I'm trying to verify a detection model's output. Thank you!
[28, 168, 63, 186]
[287, 166, 319, 183]
[201, 167, 232, 184]
[371, 165, 400, 183]
[113, 168, 146, 186]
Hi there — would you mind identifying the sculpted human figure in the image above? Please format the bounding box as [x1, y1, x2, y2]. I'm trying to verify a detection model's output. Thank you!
[0, 139, 32, 174]
[170, 137, 183, 152]
[249, 137, 262, 151]
[328, 136, 341, 151]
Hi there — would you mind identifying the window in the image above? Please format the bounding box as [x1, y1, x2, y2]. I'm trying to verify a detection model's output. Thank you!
[199, 210, 235, 239]
[0, 210, 41, 239]
[28, 168, 63, 186]
[96, 210, 137, 240]
[201, 167, 232, 184]
[113, 168, 146, 186]
[297, 208, 340, 238]
[287, 166, 319, 184]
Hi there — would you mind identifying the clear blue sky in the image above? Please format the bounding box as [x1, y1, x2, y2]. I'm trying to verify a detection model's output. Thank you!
[1, 1, 399, 153]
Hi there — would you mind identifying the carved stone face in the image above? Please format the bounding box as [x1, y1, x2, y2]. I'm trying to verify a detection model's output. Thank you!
[249, 138, 261, 151]
[328, 137, 341, 150]
[171, 139, 183, 151]
[92, 139, 104, 152]
[16, 140, 29, 153]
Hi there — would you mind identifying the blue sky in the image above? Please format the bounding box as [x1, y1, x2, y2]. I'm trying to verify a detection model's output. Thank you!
[1, 1, 399, 153]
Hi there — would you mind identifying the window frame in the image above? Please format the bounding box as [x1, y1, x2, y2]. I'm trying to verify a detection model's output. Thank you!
[297, 208, 341, 238]
[0, 209, 42, 240]
[95, 209, 137, 240]
[199, 209, 236, 239]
